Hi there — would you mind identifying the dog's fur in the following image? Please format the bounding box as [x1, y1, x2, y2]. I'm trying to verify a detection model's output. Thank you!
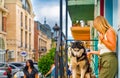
[69, 41, 92, 78]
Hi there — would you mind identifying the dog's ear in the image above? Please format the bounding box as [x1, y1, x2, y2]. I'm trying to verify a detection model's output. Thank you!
[79, 41, 84, 46]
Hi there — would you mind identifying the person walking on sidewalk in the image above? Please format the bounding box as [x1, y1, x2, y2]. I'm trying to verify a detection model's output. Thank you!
[23, 59, 39, 78]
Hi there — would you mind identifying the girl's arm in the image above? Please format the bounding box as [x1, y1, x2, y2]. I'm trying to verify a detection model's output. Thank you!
[24, 74, 26, 78]
[87, 51, 100, 56]
[35, 73, 39, 78]
[45, 64, 54, 77]
[100, 29, 116, 51]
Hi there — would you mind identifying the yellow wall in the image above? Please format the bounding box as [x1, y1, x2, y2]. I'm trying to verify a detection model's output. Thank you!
[5, 0, 35, 62]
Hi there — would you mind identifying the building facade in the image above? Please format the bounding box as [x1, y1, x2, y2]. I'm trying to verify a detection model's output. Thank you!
[34, 21, 52, 61]
[5, 0, 35, 62]
[0, 0, 8, 62]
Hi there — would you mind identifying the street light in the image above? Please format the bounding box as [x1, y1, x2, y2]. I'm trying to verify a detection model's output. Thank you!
[53, 23, 60, 41]
[53, 23, 60, 78]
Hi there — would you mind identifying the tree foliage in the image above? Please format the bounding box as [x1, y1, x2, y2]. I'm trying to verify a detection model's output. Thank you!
[38, 48, 55, 75]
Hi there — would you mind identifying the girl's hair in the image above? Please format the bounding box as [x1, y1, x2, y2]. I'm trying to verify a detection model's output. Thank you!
[24, 59, 34, 70]
[94, 16, 112, 34]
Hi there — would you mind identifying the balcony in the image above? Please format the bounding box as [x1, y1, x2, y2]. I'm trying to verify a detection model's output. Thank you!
[68, 0, 94, 22]
[71, 26, 90, 40]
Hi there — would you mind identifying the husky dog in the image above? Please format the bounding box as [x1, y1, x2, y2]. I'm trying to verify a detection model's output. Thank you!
[69, 41, 91, 78]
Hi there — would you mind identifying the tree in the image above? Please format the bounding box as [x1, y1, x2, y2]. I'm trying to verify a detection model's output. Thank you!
[38, 48, 55, 75]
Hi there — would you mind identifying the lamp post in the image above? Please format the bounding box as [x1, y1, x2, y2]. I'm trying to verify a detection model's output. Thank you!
[53, 23, 60, 78]
[53, 23, 60, 41]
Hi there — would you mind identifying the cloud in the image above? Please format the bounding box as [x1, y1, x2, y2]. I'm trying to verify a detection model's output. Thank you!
[34, 5, 59, 23]
[32, 0, 73, 39]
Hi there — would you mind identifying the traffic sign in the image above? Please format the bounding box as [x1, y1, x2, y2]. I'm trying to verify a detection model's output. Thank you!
[20, 51, 27, 57]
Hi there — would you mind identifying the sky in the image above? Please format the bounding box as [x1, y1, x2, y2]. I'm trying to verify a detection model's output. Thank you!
[31, 0, 73, 39]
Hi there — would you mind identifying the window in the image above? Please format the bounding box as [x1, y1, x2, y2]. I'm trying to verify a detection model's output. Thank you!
[29, 33, 31, 50]
[9, 65, 15, 69]
[25, 31, 27, 48]
[20, 13, 23, 26]
[21, 29, 23, 47]
[0, 12, 2, 31]
[25, 16, 27, 29]
[29, 18, 31, 31]
[21, 0, 31, 14]
[0, 37, 5, 49]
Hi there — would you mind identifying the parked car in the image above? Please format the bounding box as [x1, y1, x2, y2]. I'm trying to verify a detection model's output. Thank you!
[34, 64, 42, 78]
[0, 62, 12, 78]
[9, 62, 24, 69]
[13, 69, 24, 78]
[0, 70, 8, 78]
[8, 64, 20, 75]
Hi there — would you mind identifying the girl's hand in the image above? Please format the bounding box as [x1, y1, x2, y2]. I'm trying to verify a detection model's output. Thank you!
[45, 74, 47, 77]
[87, 52, 92, 57]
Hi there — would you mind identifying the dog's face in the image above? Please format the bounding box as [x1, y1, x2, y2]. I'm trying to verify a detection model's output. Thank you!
[70, 41, 85, 58]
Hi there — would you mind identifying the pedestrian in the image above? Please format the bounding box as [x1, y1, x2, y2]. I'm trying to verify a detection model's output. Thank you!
[67, 65, 72, 78]
[45, 61, 60, 78]
[87, 16, 118, 78]
[45, 63, 55, 78]
[23, 59, 39, 78]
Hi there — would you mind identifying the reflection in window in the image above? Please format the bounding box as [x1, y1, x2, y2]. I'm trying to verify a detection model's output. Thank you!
[21, 0, 31, 13]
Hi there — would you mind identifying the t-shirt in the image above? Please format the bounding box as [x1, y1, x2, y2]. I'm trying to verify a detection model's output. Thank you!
[23, 68, 38, 78]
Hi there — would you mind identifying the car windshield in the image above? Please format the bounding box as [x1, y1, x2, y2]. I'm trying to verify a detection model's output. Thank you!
[10, 63, 23, 67]
[34, 65, 38, 70]
[0, 64, 5, 67]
